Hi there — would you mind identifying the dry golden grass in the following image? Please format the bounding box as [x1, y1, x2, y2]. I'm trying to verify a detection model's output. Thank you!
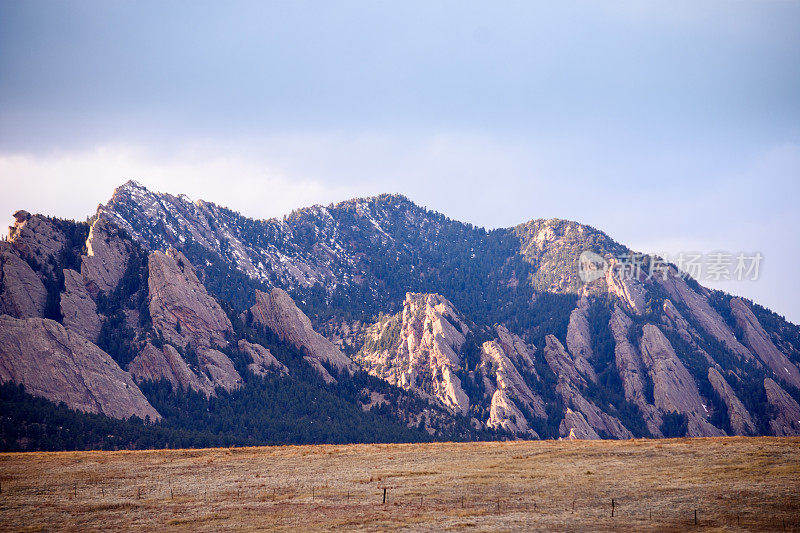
[1, 437, 798, 531]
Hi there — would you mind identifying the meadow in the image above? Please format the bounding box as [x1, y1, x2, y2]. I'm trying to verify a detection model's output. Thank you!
[1, 437, 798, 531]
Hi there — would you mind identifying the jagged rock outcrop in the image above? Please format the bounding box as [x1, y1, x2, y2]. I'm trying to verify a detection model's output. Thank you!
[197, 348, 242, 391]
[658, 274, 753, 362]
[487, 389, 537, 436]
[7, 211, 66, 275]
[661, 299, 714, 365]
[639, 324, 724, 437]
[247, 288, 356, 381]
[543, 334, 587, 387]
[731, 298, 800, 389]
[544, 335, 633, 439]
[238, 340, 289, 376]
[0, 243, 46, 318]
[60, 268, 102, 342]
[148, 249, 234, 349]
[494, 324, 539, 378]
[80, 216, 132, 297]
[0, 315, 160, 420]
[559, 408, 600, 440]
[605, 265, 645, 315]
[480, 340, 546, 418]
[608, 306, 663, 436]
[565, 296, 598, 382]
[707, 367, 756, 436]
[355, 292, 470, 414]
[763, 378, 800, 436]
[128, 343, 216, 396]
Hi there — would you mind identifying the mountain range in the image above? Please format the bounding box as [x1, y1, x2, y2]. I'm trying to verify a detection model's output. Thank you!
[1, 180, 799, 450]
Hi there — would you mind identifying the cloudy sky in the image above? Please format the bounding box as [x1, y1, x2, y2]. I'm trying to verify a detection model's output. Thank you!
[1, 1, 799, 322]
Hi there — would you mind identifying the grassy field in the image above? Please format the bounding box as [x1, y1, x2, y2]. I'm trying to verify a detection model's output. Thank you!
[0, 437, 798, 532]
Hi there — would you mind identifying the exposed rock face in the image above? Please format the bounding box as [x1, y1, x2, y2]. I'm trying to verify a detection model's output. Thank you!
[487, 389, 537, 436]
[60, 268, 102, 342]
[658, 275, 753, 362]
[543, 335, 587, 387]
[0, 315, 160, 421]
[661, 299, 714, 365]
[197, 348, 242, 391]
[480, 340, 546, 418]
[639, 324, 724, 437]
[565, 296, 598, 382]
[80, 216, 131, 297]
[605, 266, 645, 315]
[7, 212, 65, 275]
[544, 335, 633, 439]
[559, 408, 600, 440]
[238, 340, 289, 376]
[731, 298, 800, 389]
[608, 306, 663, 437]
[707, 367, 756, 436]
[0, 243, 46, 318]
[128, 343, 216, 396]
[355, 292, 470, 415]
[248, 288, 356, 380]
[763, 378, 800, 436]
[148, 249, 233, 349]
[494, 324, 538, 378]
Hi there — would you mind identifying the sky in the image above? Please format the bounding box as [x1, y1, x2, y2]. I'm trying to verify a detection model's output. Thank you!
[1, 1, 799, 322]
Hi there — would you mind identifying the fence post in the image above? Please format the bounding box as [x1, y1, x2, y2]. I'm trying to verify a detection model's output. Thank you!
[383, 488, 386, 505]
[694, 509, 697, 525]
[611, 498, 615, 517]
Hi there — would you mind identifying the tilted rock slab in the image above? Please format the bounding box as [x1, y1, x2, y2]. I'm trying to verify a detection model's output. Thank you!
[7, 211, 66, 275]
[608, 306, 663, 436]
[238, 340, 289, 376]
[80, 216, 132, 297]
[0, 315, 160, 421]
[731, 298, 800, 389]
[148, 248, 234, 349]
[248, 288, 356, 382]
[488, 388, 538, 437]
[0, 243, 46, 319]
[565, 295, 598, 383]
[559, 408, 600, 440]
[638, 324, 724, 437]
[707, 367, 756, 436]
[129, 343, 217, 396]
[544, 334, 633, 439]
[764, 378, 800, 436]
[480, 340, 546, 418]
[60, 268, 102, 342]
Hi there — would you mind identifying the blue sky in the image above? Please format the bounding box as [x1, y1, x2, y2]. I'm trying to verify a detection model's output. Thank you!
[1, 1, 799, 322]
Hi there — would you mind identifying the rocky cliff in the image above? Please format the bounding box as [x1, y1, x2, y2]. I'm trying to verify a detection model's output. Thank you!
[0, 315, 160, 420]
[246, 288, 356, 383]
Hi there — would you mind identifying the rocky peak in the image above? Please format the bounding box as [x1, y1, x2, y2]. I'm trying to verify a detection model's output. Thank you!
[7, 212, 66, 275]
[355, 292, 470, 415]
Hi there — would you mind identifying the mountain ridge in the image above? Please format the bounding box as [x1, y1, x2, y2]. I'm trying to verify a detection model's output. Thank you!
[1, 180, 799, 450]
